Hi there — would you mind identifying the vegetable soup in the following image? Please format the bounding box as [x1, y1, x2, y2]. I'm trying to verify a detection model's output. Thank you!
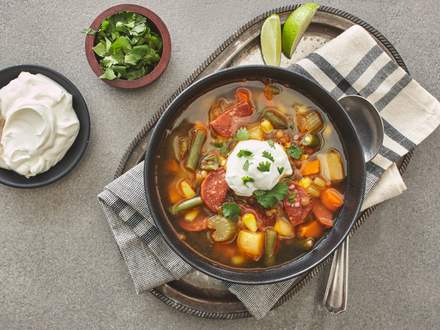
[158, 80, 346, 268]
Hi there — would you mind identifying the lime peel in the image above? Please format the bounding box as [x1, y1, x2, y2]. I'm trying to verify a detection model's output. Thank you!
[260, 14, 282, 66]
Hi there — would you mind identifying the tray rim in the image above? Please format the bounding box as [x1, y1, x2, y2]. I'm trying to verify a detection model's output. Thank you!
[114, 4, 413, 319]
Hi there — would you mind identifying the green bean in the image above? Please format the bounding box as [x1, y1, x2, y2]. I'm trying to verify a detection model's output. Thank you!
[301, 133, 320, 147]
[264, 228, 278, 266]
[200, 153, 219, 171]
[169, 196, 203, 215]
[185, 129, 206, 170]
[263, 108, 288, 129]
[289, 237, 315, 251]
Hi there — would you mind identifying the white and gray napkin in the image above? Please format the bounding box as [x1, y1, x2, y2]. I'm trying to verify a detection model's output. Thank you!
[98, 25, 440, 319]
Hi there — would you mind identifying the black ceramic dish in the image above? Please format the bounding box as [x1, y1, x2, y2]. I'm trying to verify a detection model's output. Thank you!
[145, 65, 365, 284]
[0, 65, 90, 188]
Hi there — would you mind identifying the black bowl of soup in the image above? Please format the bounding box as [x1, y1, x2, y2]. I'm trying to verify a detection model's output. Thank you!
[144, 65, 365, 284]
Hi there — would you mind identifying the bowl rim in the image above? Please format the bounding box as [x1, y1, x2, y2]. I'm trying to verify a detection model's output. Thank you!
[0, 64, 90, 188]
[84, 4, 171, 89]
[144, 65, 366, 284]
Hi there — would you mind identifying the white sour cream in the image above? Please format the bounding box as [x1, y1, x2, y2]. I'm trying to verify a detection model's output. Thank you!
[225, 140, 292, 196]
[0, 72, 80, 178]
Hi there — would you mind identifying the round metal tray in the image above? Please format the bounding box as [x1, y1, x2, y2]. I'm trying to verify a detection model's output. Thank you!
[114, 5, 412, 319]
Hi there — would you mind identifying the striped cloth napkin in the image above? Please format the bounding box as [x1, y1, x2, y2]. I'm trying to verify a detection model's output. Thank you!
[98, 25, 440, 319]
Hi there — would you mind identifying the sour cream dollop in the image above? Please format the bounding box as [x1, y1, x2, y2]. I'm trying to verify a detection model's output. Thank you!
[0, 72, 80, 178]
[225, 140, 292, 196]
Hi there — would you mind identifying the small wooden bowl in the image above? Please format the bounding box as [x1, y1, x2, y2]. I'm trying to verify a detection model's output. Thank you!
[85, 4, 171, 89]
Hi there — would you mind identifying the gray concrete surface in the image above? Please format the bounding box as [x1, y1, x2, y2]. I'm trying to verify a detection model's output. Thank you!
[1, 0, 439, 329]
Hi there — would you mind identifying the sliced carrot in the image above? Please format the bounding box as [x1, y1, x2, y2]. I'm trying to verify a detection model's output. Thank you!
[296, 220, 324, 239]
[320, 188, 344, 211]
[300, 159, 320, 176]
[312, 200, 333, 228]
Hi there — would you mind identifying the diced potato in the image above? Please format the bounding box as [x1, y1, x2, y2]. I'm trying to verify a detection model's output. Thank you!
[274, 218, 294, 238]
[242, 213, 258, 232]
[237, 230, 264, 260]
[248, 125, 264, 140]
[184, 209, 199, 222]
[260, 119, 274, 133]
[180, 180, 196, 198]
[298, 177, 312, 189]
[231, 255, 246, 266]
[317, 150, 345, 182]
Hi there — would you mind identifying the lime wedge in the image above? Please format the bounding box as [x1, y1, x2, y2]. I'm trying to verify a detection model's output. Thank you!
[282, 3, 320, 58]
[260, 14, 281, 66]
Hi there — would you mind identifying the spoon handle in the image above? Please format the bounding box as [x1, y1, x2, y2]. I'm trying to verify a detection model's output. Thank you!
[323, 237, 349, 313]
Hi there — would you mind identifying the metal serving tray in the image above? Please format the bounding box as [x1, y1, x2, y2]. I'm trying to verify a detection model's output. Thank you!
[114, 5, 412, 319]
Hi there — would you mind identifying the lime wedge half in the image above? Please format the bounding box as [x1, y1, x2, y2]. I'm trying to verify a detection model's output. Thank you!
[260, 14, 281, 66]
[282, 3, 320, 58]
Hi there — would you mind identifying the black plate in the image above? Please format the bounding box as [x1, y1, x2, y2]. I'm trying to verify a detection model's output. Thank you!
[0, 65, 90, 188]
[144, 65, 366, 284]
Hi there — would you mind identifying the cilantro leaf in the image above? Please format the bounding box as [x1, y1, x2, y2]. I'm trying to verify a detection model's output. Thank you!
[234, 127, 249, 141]
[221, 202, 241, 220]
[277, 166, 284, 175]
[237, 149, 253, 158]
[99, 68, 117, 80]
[262, 151, 274, 162]
[267, 140, 275, 148]
[242, 176, 254, 186]
[253, 183, 289, 208]
[287, 144, 303, 160]
[257, 161, 271, 172]
[82, 27, 96, 35]
[211, 141, 229, 156]
[243, 159, 250, 171]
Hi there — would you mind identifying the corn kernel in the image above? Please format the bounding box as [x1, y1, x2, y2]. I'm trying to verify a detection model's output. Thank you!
[248, 126, 263, 140]
[219, 156, 227, 166]
[242, 213, 258, 232]
[300, 154, 309, 160]
[298, 177, 312, 189]
[260, 119, 274, 133]
[307, 185, 321, 197]
[184, 209, 199, 221]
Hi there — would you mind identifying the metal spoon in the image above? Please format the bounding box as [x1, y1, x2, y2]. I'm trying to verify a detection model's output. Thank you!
[323, 95, 384, 314]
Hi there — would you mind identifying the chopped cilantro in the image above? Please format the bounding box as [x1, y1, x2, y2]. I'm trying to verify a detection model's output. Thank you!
[242, 176, 255, 186]
[237, 149, 253, 158]
[267, 140, 275, 148]
[211, 141, 229, 156]
[253, 183, 289, 208]
[277, 166, 284, 175]
[262, 151, 274, 162]
[88, 11, 162, 80]
[257, 161, 271, 172]
[221, 202, 241, 220]
[287, 144, 303, 160]
[243, 159, 250, 171]
[234, 127, 249, 141]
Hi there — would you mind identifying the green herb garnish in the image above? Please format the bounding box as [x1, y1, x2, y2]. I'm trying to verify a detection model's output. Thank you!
[211, 141, 230, 156]
[237, 149, 253, 158]
[277, 166, 284, 175]
[234, 127, 249, 141]
[82, 27, 97, 35]
[253, 183, 289, 208]
[89, 11, 163, 80]
[257, 161, 271, 172]
[243, 159, 250, 171]
[242, 176, 255, 186]
[267, 140, 275, 148]
[221, 202, 241, 220]
[262, 151, 274, 162]
[287, 144, 303, 160]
